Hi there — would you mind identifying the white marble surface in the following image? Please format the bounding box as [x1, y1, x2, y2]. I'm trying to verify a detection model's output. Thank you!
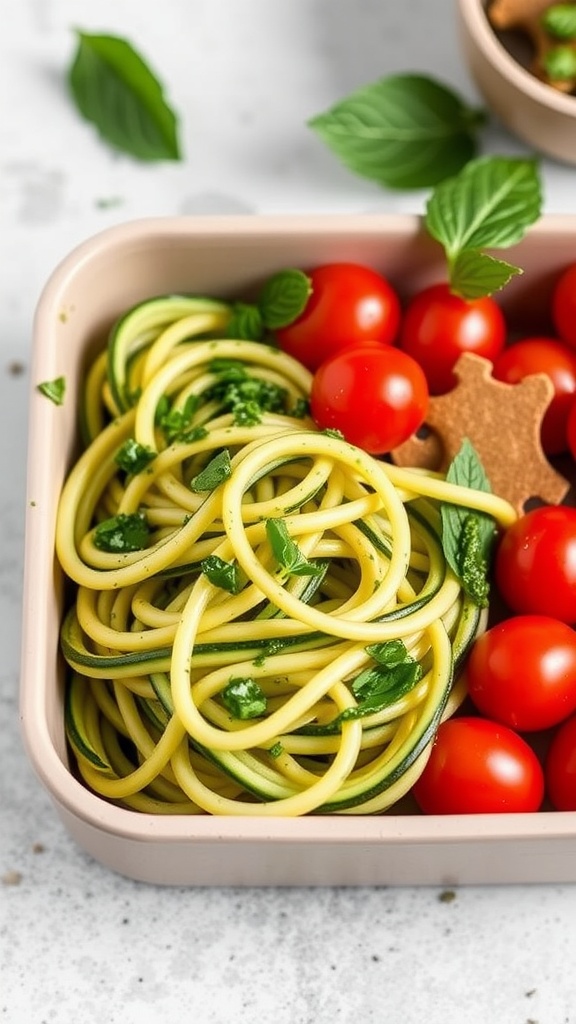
[3, 2, 576, 1022]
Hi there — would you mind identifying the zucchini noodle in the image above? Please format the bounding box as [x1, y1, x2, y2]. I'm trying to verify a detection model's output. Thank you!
[57, 294, 517, 816]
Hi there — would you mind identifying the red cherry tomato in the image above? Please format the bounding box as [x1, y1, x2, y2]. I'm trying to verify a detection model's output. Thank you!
[398, 282, 507, 395]
[492, 337, 576, 455]
[466, 615, 576, 731]
[545, 713, 576, 811]
[310, 343, 428, 454]
[552, 263, 576, 350]
[567, 396, 576, 460]
[275, 263, 401, 372]
[494, 505, 576, 624]
[412, 717, 545, 814]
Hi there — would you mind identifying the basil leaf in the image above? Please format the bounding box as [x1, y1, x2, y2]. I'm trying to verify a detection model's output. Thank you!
[258, 270, 312, 329]
[342, 656, 422, 720]
[37, 376, 66, 406]
[440, 439, 496, 606]
[222, 678, 267, 720]
[68, 31, 181, 161]
[542, 5, 576, 40]
[201, 555, 244, 595]
[93, 511, 150, 552]
[266, 518, 324, 577]
[190, 449, 232, 492]
[115, 438, 156, 474]
[425, 156, 542, 290]
[308, 74, 486, 190]
[450, 249, 522, 299]
[226, 303, 264, 341]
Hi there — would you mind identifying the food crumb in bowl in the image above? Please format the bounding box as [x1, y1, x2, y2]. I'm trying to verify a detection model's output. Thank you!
[2, 870, 23, 886]
[438, 889, 457, 903]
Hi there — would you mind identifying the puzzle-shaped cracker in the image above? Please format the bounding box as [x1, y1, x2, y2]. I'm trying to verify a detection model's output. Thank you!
[390, 353, 571, 516]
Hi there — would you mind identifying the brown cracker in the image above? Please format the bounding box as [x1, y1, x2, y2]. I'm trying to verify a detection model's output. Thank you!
[390, 352, 571, 516]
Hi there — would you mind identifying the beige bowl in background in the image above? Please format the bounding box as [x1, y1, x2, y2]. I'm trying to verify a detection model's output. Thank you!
[456, 0, 576, 165]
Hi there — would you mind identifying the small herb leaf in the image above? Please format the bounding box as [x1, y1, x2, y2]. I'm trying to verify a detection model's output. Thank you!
[222, 678, 267, 720]
[425, 157, 542, 295]
[68, 31, 181, 161]
[258, 270, 312, 329]
[440, 439, 496, 606]
[190, 449, 232, 492]
[226, 303, 265, 341]
[266, 518, 324, 577]
[450, 249, 523, 298]
[544, 44, 576, 80]
[201, 555, 244, 594]
[115, 438, 156, 474]
[37, 377, 66, 406]
[93, 511, 150, 552]
[308, 74, 486, 190]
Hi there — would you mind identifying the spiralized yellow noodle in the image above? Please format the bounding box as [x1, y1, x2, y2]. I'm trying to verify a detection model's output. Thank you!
[58, 296, 517, 816]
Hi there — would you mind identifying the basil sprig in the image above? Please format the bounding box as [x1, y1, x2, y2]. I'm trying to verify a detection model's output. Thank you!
[425, 156, 543, 298]
[308, 74, 486, 190]
[68, 31, 181, 161]
[266, 518, 324, 578]
[440, 440, 496, 607]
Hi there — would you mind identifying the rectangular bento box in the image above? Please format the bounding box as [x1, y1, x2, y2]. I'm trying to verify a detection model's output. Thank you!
[20, 213, 576, 887]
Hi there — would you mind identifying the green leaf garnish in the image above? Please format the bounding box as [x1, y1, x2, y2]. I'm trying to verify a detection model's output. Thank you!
[207, 360, 288, 426]
[93, 511, 150, 552]
[307, 74, 486, 190]
[115, 438, 156, 474]
[190, 449, 232, 492]
[156, 395, 206, 443]
[226, 303, 265, 341]
[201, 554, 244, 594]
[440, 439, 496, 607]
[542, 5, 576, 40]
[425, 156, 542, 297]
[265, 518, 324, 578]
[544, 45, 576, 80]
[221, 678, 267, 720]
[68, 31, 181, 161]
[37, 376, 66, 406]
[339, 640, 422, 721]
[258, 269, 312, 329]
[449, 249, 522, 300]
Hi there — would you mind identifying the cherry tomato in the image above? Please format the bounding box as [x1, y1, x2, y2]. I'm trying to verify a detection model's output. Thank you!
[466, 615, 576, 732]
[552, 263, 576, 350]
[492, 337, 576, 455]
[412, 717, 545, 815]
[398, 282, 507, 395]
[275, 263, 401, 372]
[545, 713, 576, 811]
[494, 505, 576, 624]
[567, 395, 576, 461]
[310, 343, 428, 454]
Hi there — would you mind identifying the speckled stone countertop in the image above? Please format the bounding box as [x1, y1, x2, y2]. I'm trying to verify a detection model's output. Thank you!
[3, 2, 576, 1022]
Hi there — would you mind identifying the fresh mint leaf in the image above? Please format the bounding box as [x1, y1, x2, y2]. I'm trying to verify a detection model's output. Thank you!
[68, 31, 181, 161]
[449, 249, 522, 299]
[266, 518, 324, 577]
[190, 449, 232, 492]
[440, 439, 496, 606]
[37, 376, 66, 406]
[93, 511, 150, 552]
[258, 269, 312, 329]
[308, 74, 486, 190]
[425, 156, 542, 296]
[222, 678, 267, 720]
[542, 5, 576, 40]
